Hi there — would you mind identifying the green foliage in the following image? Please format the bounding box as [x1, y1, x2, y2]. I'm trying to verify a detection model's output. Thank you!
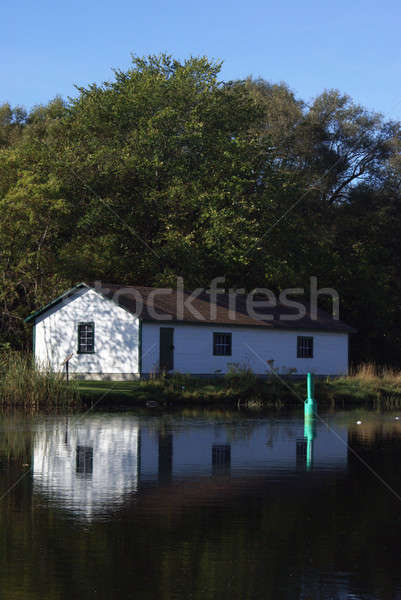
[1, 53, 401, 363]
[74, 369, 401, 409]
[224, 362, 258, 387]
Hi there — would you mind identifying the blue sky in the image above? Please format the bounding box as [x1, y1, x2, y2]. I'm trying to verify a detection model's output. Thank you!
[2, 0, 401, 120]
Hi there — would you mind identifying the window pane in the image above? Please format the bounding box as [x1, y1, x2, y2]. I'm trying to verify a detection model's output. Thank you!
[78, 322, 95, 353]
[213, 333, 232, 356]
[297, 336, 313, 358]
[76, 445, 93, 476]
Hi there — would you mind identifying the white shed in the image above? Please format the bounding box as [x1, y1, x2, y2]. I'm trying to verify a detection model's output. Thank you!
[25, 283, 354, 379]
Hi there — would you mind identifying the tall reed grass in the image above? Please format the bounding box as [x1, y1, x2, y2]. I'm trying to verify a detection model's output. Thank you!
[0, 352, 79, 407]
[348, 363, 401, 385]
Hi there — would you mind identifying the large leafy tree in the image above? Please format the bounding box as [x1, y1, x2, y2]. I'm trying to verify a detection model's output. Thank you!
[48, 54, 266, 287]
[1, 54, 401, 362]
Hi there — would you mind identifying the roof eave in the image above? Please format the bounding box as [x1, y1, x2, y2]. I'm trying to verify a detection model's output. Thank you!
[24, 283, 89, 324]
[141, 317, 355, 333]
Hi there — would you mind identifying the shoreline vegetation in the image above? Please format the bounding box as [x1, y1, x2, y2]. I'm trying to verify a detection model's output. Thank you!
[0, 352, 80, 408]
[1, 355, 401, 409]
[76, 365, 401, 409]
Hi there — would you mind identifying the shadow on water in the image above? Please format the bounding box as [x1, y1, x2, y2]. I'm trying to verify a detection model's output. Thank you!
[0, 408, 401, 599]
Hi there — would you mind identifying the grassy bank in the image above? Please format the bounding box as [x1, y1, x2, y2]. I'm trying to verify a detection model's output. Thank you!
[77, 372, 293, 407]
[76, 365, 401, 409]
[2, 356, 401, 409]
[0, 352, 80, 408]
[320, 364, 401, 409]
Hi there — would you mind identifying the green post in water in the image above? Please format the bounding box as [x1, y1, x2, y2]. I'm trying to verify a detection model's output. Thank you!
[304, 372, 316, 417]
[304, 372, 316, 470]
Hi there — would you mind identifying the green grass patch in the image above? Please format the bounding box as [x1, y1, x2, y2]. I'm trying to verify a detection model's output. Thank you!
[75, 372, 307, 407]
[74, 364, 401, 409]
[3, 356, 401, 410]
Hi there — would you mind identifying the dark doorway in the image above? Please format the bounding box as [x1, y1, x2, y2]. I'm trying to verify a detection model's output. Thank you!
[212, 444, 231, 475]
[158, 431, 173, 484]
[159, 327, 174, 372]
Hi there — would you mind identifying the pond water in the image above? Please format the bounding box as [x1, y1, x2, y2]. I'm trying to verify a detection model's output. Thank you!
[0, 408, 401, 599]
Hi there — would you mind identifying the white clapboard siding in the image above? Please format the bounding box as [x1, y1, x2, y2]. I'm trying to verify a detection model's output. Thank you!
[34, 288, 139, 377]
[142, 322, 349, 376]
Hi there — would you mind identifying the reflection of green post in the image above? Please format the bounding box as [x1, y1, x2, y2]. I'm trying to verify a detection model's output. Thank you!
[304, 372, 316, 470]
[304, 418, 315, 470]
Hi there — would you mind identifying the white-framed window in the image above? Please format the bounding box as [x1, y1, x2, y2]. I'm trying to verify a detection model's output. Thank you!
[78, 322, 95, 354]
[213, 332, 232, 356]
[297, 336, 313, 358]
[76, 445, 93, 476]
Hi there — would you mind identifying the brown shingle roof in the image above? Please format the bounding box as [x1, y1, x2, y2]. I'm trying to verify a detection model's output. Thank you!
[95, 284, 355, 333]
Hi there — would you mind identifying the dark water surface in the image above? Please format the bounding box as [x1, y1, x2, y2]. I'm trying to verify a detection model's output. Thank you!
[1, 408, 401, 599]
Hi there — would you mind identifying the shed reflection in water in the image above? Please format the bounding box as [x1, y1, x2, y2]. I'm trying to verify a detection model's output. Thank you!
[32, 413, 347, 518]
[33, 416, 140, 517]
[1, 411, 401, 599]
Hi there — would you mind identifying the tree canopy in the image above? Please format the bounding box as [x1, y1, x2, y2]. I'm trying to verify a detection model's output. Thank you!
[1, 53, 400, 363]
